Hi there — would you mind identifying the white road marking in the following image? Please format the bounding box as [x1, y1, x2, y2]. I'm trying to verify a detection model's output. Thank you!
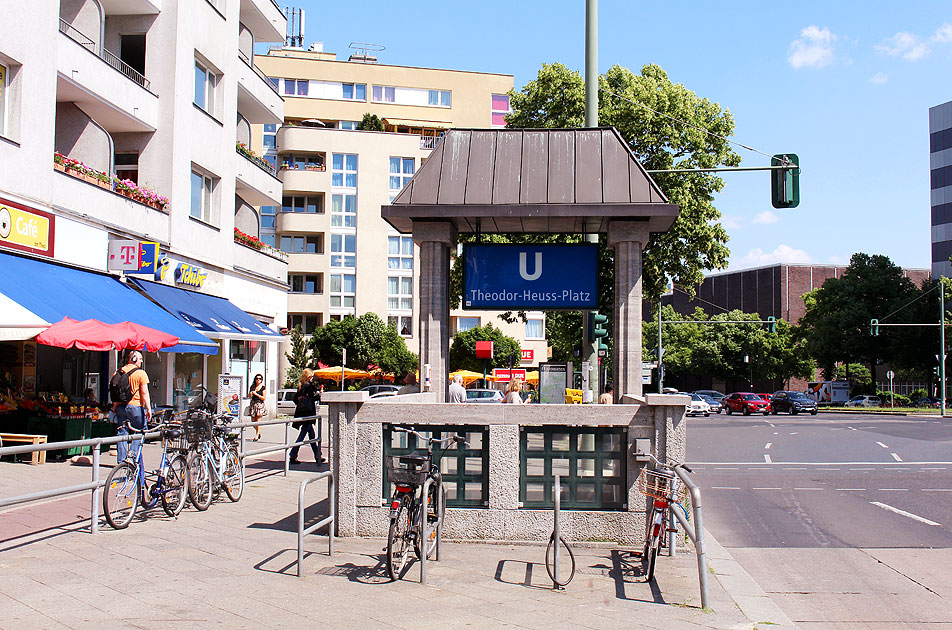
[711, 487, 741, 490]
[794, 487, 824, 490]
[767, 423, 775, 427]
[849, 427, 858, 431]
[773, 432, 779, 435]
[752, 487, 781, 490]
[836, 488, 865, 491]
[714, 467, 738, 470]
[876, 442, 889, 449]
[783, 467, 807, 470]
[764, 442, 772, 449]
[922, 467, 947, 470]
[922, 488, 952, 492]
[789, 432, 798, 435]
[870, 501, 940, 526]
[877, 488, 908, 491]
[764, 454, 772, 463]
[816, 467, 840, 471]
[891, 453, 903, 462]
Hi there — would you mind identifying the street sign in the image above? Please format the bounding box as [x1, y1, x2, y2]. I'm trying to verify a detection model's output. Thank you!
[521, 349, 534, 362]
[463, 244, 598, 310]
[475, 340, 494, 359]
[886, 370, 894, 380]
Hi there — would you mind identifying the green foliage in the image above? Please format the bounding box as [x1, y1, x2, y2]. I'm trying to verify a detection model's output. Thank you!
[545, 310, 582, 362]
[357, 113, 384, 131]
[449, 323, 521, 372]
[284, 326, 310, 387]
[909, 387, 928, 401]
[506, 62, 740, 300]
[877, 390, 910, 407]
[834, 363, 872, 386]
[309, 314, 417, 376]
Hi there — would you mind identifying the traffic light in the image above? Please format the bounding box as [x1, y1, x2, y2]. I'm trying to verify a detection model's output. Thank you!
[587, 311, 608, 343]
[766, 316, 777, 333]
[934, 366, 940, 378]
[771, 153, 800, 209]
[870, 318, 879, 336]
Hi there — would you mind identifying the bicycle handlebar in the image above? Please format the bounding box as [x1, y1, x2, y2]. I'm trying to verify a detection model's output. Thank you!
[636, 450, 693, 473]
[393, 425, 470, 447]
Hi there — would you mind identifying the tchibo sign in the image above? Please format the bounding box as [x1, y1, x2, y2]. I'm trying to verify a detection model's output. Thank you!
[463, 244, 598, 310]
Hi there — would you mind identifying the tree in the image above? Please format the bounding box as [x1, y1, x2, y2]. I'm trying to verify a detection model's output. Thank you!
[284, 325, 310, 387]
[835, 363, 872, 394]
[310, 313, 417, 376]
[357, 113, 384, 131]
[449, 323, 521, 372]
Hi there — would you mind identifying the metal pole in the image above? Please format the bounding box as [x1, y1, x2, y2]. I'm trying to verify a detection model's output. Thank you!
[90, 439, 101, 534]
[658, 306, 663, 393]
[284, 421, 290, 476]
[420, 476, 432, 584]
[668, 506, 676, 557]
[435, 480, 442, 561]
[297, 479, 306, 577]
[942, 283, 946, 417]
[674, 468, 710, 610]
[583, 0, 599, 404]
[553, 474, 561, 589]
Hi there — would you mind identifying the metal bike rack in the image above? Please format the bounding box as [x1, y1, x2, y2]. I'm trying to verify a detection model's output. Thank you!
[552, 474, 562, 589]
[418, 476, 443, 584]
[672, 467, 710, 609]
[296, 470, 335, 577]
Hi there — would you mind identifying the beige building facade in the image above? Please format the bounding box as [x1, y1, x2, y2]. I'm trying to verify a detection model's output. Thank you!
[255, 47, 549, 383]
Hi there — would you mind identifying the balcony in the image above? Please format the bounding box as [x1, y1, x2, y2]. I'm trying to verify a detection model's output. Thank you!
[53, 169, 169, 241]
[99, 0, 161, 15]
[278, 167, 329, 194]
[233, 241, 288, 284]
[287, 292, 328, 315]
[57, 19, 158, 132]
[239, 0, 286, 43]
[236, 147, 282, 206]
[237, 52, 283, 125]
[276, 210, 329, 233]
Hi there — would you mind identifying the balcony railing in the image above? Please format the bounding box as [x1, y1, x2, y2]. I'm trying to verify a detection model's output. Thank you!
[59, 18, 151, 91]
[239, 50, 280, 95]
[420, 135, 444, 150]
[237, 142, 278, 176]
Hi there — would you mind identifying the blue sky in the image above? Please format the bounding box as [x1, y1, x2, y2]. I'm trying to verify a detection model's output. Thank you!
[283, 1, 951, 273]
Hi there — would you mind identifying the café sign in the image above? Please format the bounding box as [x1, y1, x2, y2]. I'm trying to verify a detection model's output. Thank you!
[0, 197, 55, 257]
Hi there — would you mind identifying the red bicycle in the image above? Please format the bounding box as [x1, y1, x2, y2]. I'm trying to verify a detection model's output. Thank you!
[637, 451, 693, 581]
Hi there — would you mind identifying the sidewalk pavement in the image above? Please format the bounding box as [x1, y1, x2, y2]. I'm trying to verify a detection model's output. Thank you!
[0, 425, 793, 630]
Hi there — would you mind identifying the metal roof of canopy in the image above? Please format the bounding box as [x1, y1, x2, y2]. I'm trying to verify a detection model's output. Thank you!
[382, 127, 680, 234]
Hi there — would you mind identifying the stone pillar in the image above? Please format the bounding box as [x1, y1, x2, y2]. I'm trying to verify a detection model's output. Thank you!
[607, 221, 651, 401]
[412, 221, 456, 402]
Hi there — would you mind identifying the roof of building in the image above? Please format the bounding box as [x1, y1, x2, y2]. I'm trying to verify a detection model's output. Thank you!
[381, 127, 679, 234]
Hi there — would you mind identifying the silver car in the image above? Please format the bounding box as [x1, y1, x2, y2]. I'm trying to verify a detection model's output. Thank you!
[276, 389, 297, 415]
[466, 388, 504, 403]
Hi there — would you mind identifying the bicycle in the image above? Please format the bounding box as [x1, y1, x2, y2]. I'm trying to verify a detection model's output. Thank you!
[102, 413, 189, 529]
[636, 451, 693, 582]
[185, 411, 244, 510]
[384, 426, 466, 581]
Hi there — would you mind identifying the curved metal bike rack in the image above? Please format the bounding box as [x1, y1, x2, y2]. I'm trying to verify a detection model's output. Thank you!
[296, 470, 335, 577]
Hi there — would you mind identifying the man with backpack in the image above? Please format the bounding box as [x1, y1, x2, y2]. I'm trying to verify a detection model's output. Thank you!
[110, 350, 151, 462]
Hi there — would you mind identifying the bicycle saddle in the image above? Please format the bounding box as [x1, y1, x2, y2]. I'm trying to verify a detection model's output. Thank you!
[399, 453, 427, 466]
[163, 428, 182, 439]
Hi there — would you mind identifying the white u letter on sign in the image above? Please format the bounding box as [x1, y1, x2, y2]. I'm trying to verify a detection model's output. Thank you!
[519, 252, 542, 281]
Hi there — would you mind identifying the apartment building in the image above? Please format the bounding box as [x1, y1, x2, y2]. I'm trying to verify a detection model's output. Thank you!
[254, 46, 549, 380]
[0, 0, 289, 409]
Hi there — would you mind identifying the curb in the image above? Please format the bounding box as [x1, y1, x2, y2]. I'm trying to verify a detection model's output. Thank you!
[703, 528, 797, 629]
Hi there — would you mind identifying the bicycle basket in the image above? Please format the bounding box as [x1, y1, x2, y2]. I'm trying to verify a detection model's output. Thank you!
[637, 468, 684, 502]
[184, 413, 213, 444]
[386, 455, 428, 486]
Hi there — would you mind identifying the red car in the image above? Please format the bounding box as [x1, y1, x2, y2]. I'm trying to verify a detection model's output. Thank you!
[724, 392, 771, 415]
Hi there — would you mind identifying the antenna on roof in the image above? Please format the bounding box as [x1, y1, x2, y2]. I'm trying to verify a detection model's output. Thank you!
[348, 42, 385, 63]
[285, 7, 305, 48]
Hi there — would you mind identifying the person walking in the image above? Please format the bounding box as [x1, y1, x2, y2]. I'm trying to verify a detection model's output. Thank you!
[598, 384, 614, 404]
[289, 368, 324, 466]
[248, 374, 267, 441]
[503, 378, 527, 404]
[111, 350, 151, 462]
[448, 374, 466, 403]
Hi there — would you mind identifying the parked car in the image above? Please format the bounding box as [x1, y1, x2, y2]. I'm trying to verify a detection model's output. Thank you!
[724, 392, 771, 415]
[694, 390, 726, 404]
[699, 394, 722, 414]
[769, 391, 818, 415]
[466, 388, 504, 403]
[845, 395, 881, 408]
[276, 388, 297, 415]
[913, 396, 941, 408]
[686, 393, 711, 417]
[359, 384, 401, 397]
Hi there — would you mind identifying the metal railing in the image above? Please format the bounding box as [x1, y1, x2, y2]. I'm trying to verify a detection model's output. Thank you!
[671, 467, 710, 609]
[59, 18, 151, 91]
[296, 471, 335, 577]
[420, 135, 443, 150]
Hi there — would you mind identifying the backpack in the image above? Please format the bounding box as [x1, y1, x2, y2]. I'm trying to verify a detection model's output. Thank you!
[109, 367, 142, 404]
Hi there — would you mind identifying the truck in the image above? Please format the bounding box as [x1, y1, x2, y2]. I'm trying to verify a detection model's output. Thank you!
[806, 381, 850, 405]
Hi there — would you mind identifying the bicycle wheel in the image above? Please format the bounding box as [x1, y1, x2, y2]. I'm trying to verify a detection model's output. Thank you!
[103, 462, 139, 529]
[415, 480, 445, 560]
[187, 450, 213, 511]
[161, 453, 188, 517]
[223, 447, 244, 502]
[643, 507, 662, 582]
[386, 497, 414, 581]
[545, 532, 576, 586]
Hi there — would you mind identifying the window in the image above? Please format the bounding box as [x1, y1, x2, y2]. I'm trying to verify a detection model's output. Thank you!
[279, 235, 322, 254]
[338, 120, 358, 130]
[264, 123, 277, 133]
[372, 85, 395, 103]
[114, 152, 138, 185]
[193, 59, 218, 115]
[341, 83, 366, 101]
[525, 318, 544, 340]
[330, 234, 356, 267]
[521, 428, 626, 510]
[281, 195, 322, 213]
[190, 169, 215, 222]
[261, 233, 275, 247]
[281, 153, 324, 171]
[428, 89, 451, 107]
[330, 274, 356, 308]
[384, 425, 488, 507]
[263, 135, 275, 149]
[288, 274, 322, 294]
[284, 79, 308, 96]
[288, 313, 321, 334]
[387, 276, 413, 311]
[387, 236, 413, 270]
[260, 205, 276, 229]
[388, 315, 413, 337]
[455, 317, 480, 333]
[331, 153, 357, 187]
[389, 157, 415, 192]
[491, 93, 510, 128]
[331, 194, 357, 227]
[269, 77, 279, 91]
[0, 63, 6, 135]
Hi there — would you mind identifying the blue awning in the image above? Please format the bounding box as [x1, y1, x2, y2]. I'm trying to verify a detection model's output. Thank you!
[129, 278, 284, 342]
[0, 252, 218, 354]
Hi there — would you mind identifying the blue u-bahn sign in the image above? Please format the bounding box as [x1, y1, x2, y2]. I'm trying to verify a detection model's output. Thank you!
[463, 244, 598, 310]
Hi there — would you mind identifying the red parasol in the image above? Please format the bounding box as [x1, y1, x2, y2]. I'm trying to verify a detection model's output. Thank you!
[35, 317, 179, 352]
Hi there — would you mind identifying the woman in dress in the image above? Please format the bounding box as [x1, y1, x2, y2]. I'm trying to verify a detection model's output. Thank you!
[248, 374, 266, 441]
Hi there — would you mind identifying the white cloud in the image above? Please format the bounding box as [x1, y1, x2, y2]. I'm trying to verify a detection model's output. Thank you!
[828, 254, 848, 265]
[732, 244, 814, 269]
[933, 23, 952, 43]
[875, 32, 930, 61]
[869, 72, 888, 84]
[719, 214, 743, 230]
[787, 25, 837, 69]
[752, 210, 779, 225]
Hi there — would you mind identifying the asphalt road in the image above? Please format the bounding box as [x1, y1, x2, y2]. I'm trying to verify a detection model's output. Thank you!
[687, 410, 952, 627]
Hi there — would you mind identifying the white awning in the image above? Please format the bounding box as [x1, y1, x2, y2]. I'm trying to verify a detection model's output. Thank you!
[0, 291, 50, 340]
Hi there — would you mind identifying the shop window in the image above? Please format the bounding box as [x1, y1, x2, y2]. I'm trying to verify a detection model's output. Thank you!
[383, 424, 488, 507]
[520, 428, 627, 510]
